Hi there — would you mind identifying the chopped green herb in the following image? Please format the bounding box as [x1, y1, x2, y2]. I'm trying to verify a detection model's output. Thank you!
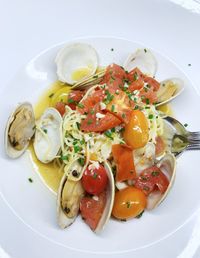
[103, 90, 114, 104]
[141, 176, 148, 181]
[122, 113, 126, 119]
[90, 109, 95, 114]
[143, 186, 150, 191]
[119, 127, 125, 133]
[136, 210, 144, 218]
[48, 93, 54, 98]
[145, 106, 150, 109]
[148, 114, 154, 119]
[77, 103, 84, 109]
[87, 119, 93, 125]
[76, 122, 80, 130]
[60, 155, 69, 161]
[120, 219, 127, 222]
[184, 123, 188, 127]
[144, 49, 147, 53]
[134, 105, 139, 110]
[43, 129, 47, 134]
[126, 201, 131, 208]
[188, 63, 191, 66]
[152, 171, 160, 176]
[78, 158, 85, 166]
[93, 172, 98, 179]
[32, 125, 36, 130]
[111, 48, 114, 51]
[146, 98, 150, 105]
[133, 72, 138, 81]
[93, 75, 98, 79]
[80, 139, 85, 145]
[68, 98, 75, 104]
[104, 130, 113, 140]
[74, 145, 81, 153]
[28, 178, 33, 183]
[111, 127, 116, 133]
[111, 104, 115, 112]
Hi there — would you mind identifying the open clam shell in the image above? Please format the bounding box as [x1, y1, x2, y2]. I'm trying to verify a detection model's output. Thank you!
[147, 153, 176, 210]
[55, 43, 98, 85]
[33, 108, 62, 163]
[123, 48, 157, 77]
[5, 102, 35, 158]
[156, 78, 184, 106]
[94, 161, 115, 233]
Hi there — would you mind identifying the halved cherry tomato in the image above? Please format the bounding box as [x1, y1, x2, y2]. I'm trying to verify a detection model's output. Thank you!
[134, 166, 169, 195]
[155, 136, 165, 156]
[123, 110, 149, 149]
[81, 164, 108, 195]
[106, 90, 134, 123]
[112, 144, 136, 182]
[112, 187, 146, 220]
[67, 90, 85, 110]
[80, 191, 106, 230]
[80, 103, 121, 132]
[55, 102, 66, 116]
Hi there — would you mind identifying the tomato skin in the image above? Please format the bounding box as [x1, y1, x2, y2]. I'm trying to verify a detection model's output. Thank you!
[80, 191, 106, 230]
[112, 187, 146, 220]
[127, 68, 145, 91]
[55, 102, 66, 116]
[81, 165, 108, 195]
[112, 144, 136, 182]
[123, 110, 149, 149]
[135, 166, 169, 195]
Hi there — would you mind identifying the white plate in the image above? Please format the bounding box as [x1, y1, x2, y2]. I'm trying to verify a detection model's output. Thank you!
[1, 37, 200, 255]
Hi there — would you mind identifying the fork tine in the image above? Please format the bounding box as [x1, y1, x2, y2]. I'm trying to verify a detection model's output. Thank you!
[187, 143, 200, 151]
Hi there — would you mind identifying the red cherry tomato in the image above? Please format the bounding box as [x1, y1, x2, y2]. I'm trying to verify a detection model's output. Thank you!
[55, 102, 66, 116]
[81, 164, 108, 195]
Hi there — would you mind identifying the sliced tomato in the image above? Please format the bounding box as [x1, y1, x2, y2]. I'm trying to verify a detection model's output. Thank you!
[144, 76, 160, 91]
[80, 191, 106, 231]
[155, 136, 165, 156]
[80, 103, 121, 132]
[102, 63, 127, 83]
[55, 102, 66, 116]
[106, 89, 133, 123]
[134, 166, 169, 195]
[67, 90, 85, 110]
[112, 144, 136, 182]
[77, 89, 105, 115]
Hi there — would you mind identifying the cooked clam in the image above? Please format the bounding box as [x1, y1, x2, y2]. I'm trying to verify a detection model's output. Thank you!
[33, 108, 62, 163]
[156, 78, 184, 106]
[55, 43, 98, 85]
[5, 102, 35, 158]
[57, 174, 85, 228]
[147, 153, 176, 210]
[123, 48, 157, 77]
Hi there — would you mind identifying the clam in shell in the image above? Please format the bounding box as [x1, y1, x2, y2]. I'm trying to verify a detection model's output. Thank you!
[55, 43, 98, 85]
[5, 102, 35, 158]
[147, 153, 176, 210]
[123, 48, 157, 77]
[156, 78, 184, 106]
[33, 108, 62, 163]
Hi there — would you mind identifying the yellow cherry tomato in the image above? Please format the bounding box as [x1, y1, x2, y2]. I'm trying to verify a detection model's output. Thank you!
[112, 187, 146, 220]
[123, 110, 149, 149]
[50, 87, 70, 107]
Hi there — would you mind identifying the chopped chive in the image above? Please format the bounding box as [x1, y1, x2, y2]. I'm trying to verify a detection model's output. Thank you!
[60, 155, 69, 161]
[93, 75, 98, 79]
[184, 123, 188, 127]
[87, 119, 93, 125]
[93, 172, 98, 179]
[90, 109, 95, 114]
[144, 49, 147, 53]
[48, 93, 54, 98]
[133, 72, 138, 81]
[111, 104, 115, 112]
[111, 127, 115, 133]
[68, 98, 75, 104]
[122, 113, 126, 119]
[78, 158, 85, 166]
[43, 129, 47, 134]
[74, 145, 81, 153]
[148, 114, 154, 119]
[77, 103, 84, 109]
[126, 201, 131, 208]
[104, 130, 113, 140]
[188, 64, 191, 66]
[143, 186, 150, 191]
[111, 48, 114, 51]
[76, 122, 80, 130]
[28, 178, 33, 183]
[146, 98, 150, 105]
[152, 171, 160, 176]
